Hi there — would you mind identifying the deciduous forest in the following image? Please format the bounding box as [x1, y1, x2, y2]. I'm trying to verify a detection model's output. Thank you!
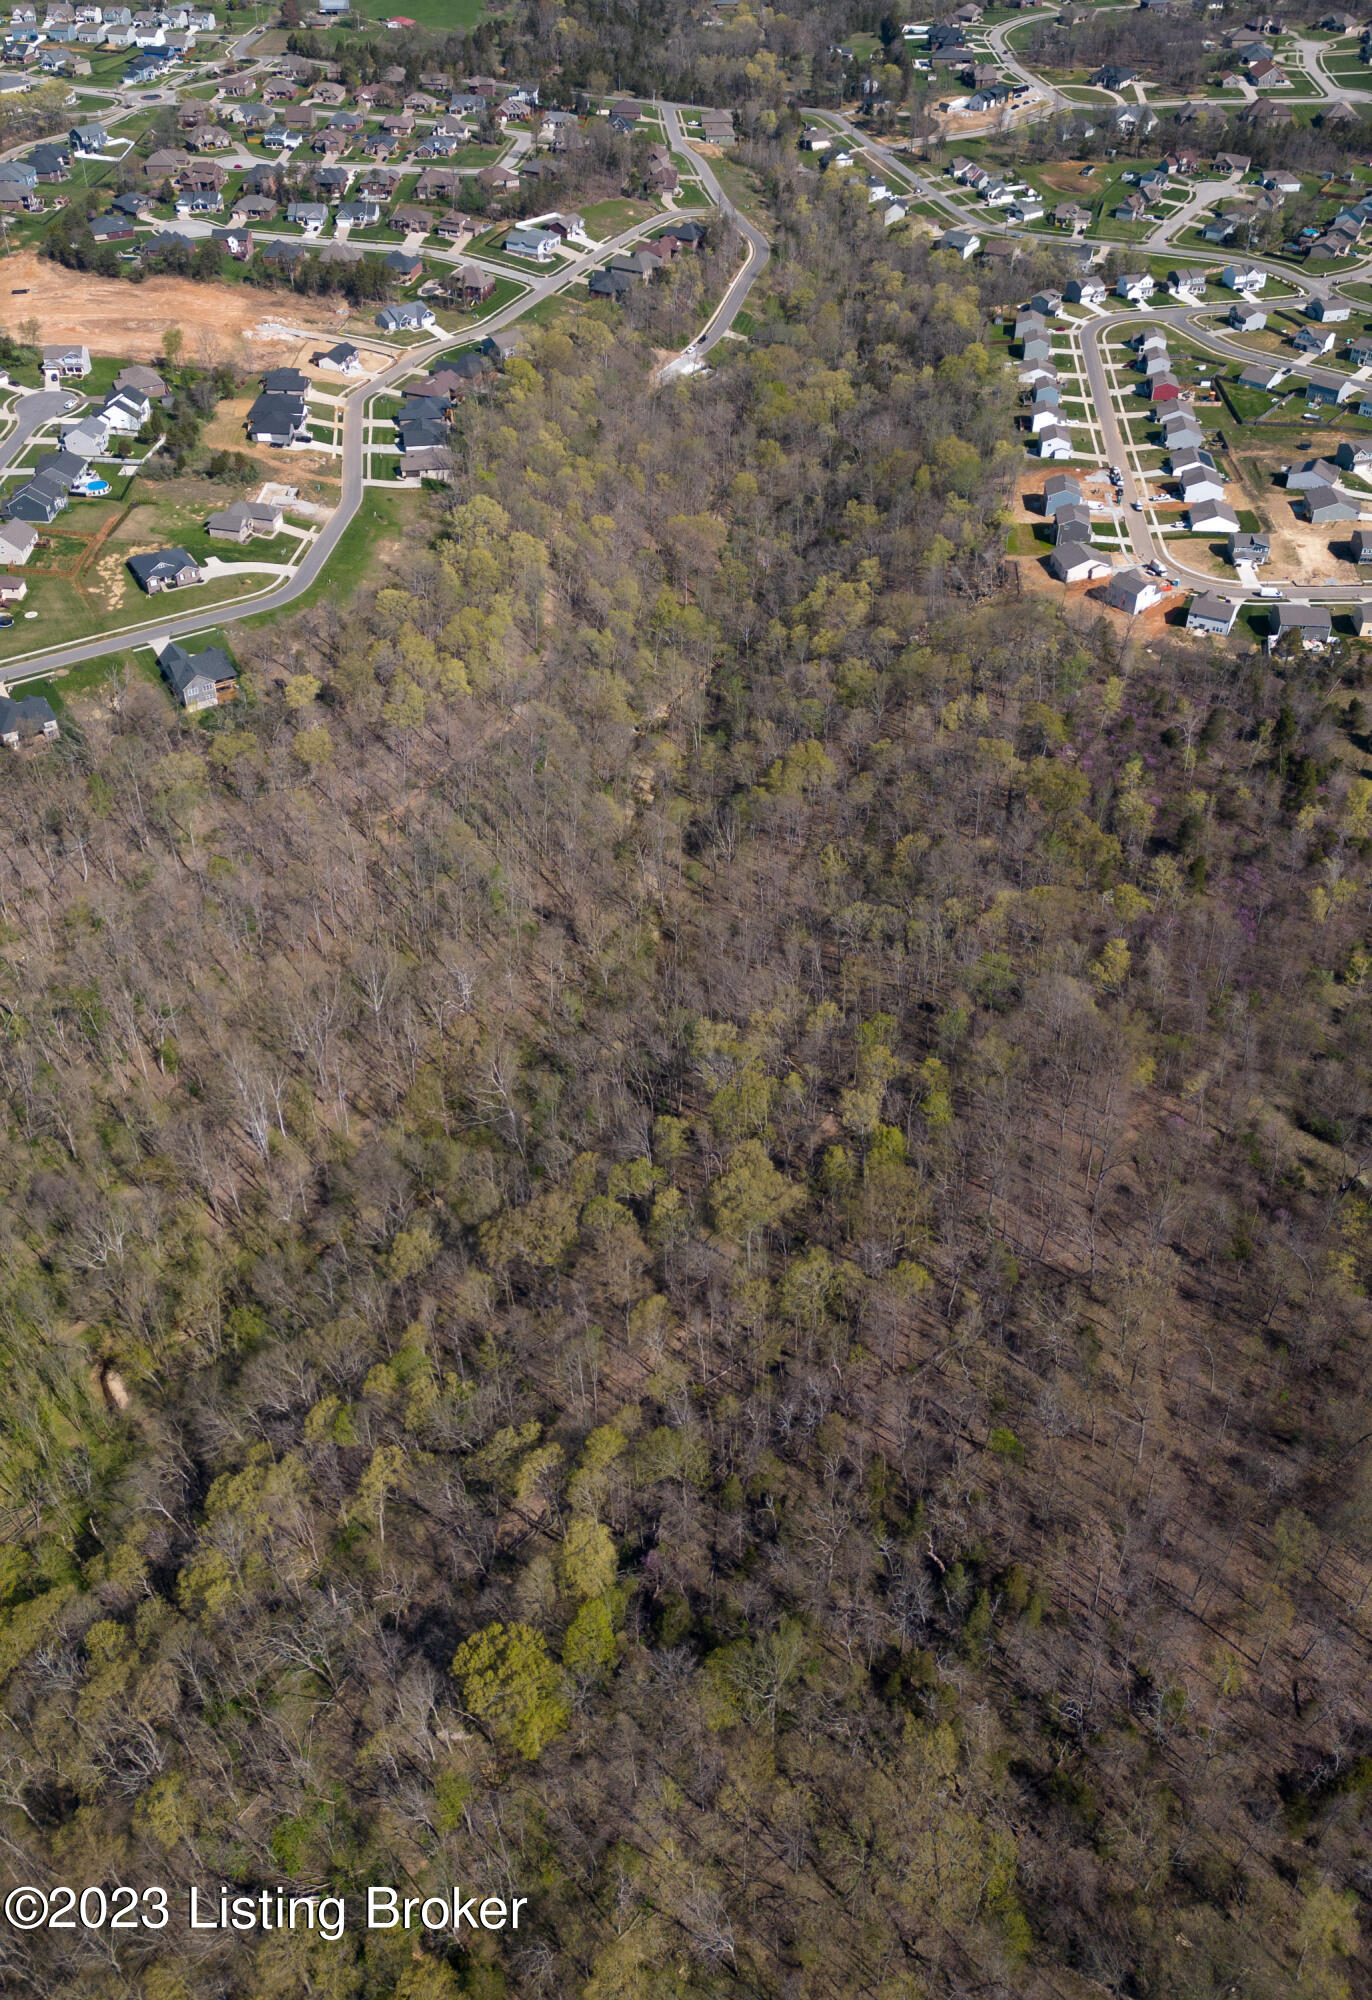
[0, 177, 1370, 2000]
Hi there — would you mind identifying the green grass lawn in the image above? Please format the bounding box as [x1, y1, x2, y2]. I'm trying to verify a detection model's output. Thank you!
[177, 526, 304, 567]
[244, 486, 422, 620]
[0, 567, 266, 666]
[1220, 380, 1282, 424]
[345, 0, 487, 26]
[15, 644, 158, 710]
[580, 196, 658, 236]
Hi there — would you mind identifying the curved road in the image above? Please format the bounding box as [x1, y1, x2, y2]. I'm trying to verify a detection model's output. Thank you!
[0, 179, 767, 683]
[662, 102, 769, 362]
[5, 25, 1372, 676]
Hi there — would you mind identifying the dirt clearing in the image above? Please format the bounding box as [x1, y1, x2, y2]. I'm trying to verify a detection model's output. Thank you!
[0, 252, 351, 365]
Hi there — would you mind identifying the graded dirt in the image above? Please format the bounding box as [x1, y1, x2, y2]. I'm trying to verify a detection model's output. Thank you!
[0, 251, 351, 364]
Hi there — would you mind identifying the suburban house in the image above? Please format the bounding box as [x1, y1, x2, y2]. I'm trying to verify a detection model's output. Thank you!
[1187, 498, 1240, 533]
[41, 343, 89, 378]
[939, 228, 980, 259]
[1047, 544, 1111, 584]
[1052, 503, 1093, 543]
[1269, 601, 1332, 650]
[1161, 411, 1204, 450]
[0, 691, 58, 747]
[1237, 361, 1286, 392]
[1116, 273, 1155, 302]
[1179, 465, 1227, 505]
[1104, 569, 1164, 614]
[0, 519, 38, 565]
[504, 226, 559, 260]
[427, 351, 495, 396]
[1349, 528, 1372, 562]
[1041, 473, 1082, 517]
[128, 547, 205, 593]
[1221, 264, 1266, 290]
[1064, 276, 1105, 306]
[1229, 531, 1270, 566]
[5, 472, 70, 523]
[376, 302, 435, 331]
[158, 640, 237, 709]
[1294, 325, 1336, 356]
[1186, 592, 1238, 635]
[1287, 458, 1343, 490]
[1306, 369, 1357, 406]
[246, 391, 310, 446]
[206, 497, 285, 541]
[286, 200, 328, 233]
[1228, 302, 1266, 331]
[312, 340, 363, 375]
[1306, 294, 1351, 322]
[1301, 485, 1360, 523]
[445, 263, 495, 304]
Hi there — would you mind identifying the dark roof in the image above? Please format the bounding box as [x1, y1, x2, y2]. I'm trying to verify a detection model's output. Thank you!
[443, 350, 493, 380]
[161, 641, 235, 694]
[263, 367, 311, 394]
[0, 693, 55, 737]
[398, 417, 447, 451]
[128, 546, 198, 584]
[247, 391, 306, 435]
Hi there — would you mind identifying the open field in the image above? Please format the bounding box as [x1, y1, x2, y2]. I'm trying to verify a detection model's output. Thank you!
[0, 252, 353, 364]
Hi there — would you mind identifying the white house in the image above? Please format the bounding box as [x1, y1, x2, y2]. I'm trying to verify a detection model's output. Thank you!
[1047, 545, 1111, 583]
[1186, 498, 1240, 533]
[376, 303, 435, 332]
[1104, 568, 1164, 614]
[1221, 263, 1266, 291]
[1186, 592, 1237, 635]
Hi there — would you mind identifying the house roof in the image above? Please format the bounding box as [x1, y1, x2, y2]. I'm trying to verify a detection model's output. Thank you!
[129, 546, 198, 583]
[0, 692, 55, 737]
[1274, 601, 1332, 630]
[1188, 592, 1236, 628]
[161, 640, 234, 693]
[247, 391, 306, 433]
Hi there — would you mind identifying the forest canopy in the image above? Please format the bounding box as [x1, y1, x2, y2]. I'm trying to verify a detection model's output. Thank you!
[0, 171, 1368, 2000]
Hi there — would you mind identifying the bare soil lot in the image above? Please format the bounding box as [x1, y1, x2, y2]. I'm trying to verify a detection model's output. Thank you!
[0, 253, 350, 364]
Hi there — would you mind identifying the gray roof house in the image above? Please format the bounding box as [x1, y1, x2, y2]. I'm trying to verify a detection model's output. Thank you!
[206, 497, 285, 541]
[158, 639, 236, 708]
[1269, 601, 1332, 648]
[246, 392, 310, 445]
[1186, 592, 1238, 635]
[1302, 484, 1360, 523]
[0, 693, 58, 747]
[1104, 568, 1164, 615]
[127, 547, 205, 592]
[1041, 473, 1082, 516]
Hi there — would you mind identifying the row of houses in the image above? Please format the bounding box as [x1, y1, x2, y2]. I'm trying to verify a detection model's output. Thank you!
[588, 219, 707, 301]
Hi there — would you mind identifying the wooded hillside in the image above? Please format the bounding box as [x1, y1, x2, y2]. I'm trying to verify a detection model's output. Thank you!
[0, 178, 1369, 2000]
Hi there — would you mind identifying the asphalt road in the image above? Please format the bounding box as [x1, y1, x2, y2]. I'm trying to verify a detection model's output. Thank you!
[0, 201, 756, 682]
[5, 37, 1369, 676]
[661, 103, 769, 362]
[1077, 304, 1372, 599]
[0, 388, 83, 468]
